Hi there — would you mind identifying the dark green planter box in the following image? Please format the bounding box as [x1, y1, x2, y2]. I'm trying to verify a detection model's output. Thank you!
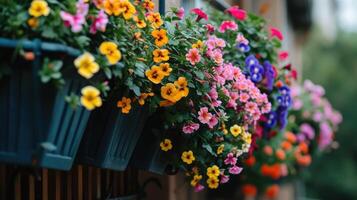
[0, 38, 90, 170]
[77, 93, 149, 171]
[129, 114, 168, 174]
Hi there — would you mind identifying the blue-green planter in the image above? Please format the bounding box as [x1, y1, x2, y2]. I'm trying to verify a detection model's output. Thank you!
[77, 93, 149, 171]
[0, 38, 91, 170]
[129, 114, 168, 174]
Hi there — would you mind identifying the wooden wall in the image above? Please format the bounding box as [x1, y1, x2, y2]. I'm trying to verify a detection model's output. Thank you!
[0, 165, 139, 200]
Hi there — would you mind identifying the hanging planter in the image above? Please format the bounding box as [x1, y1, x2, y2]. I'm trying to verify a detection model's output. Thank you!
[129, 113, 169, 175]
[0, 38, 91, 170]
[77, 92, 149, 171]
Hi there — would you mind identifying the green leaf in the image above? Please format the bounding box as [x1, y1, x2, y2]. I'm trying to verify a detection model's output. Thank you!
[202, 144, 216, 156]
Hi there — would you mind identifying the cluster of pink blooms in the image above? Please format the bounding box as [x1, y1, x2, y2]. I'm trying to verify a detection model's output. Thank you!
[205, 35, 226, 65]
[60, 0, 108, 33]
[225, 153, 243, 175]
[291, 80, 342, 150]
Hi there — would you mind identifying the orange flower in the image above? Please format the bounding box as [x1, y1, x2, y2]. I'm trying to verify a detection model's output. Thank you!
[161, 83, 181, 102]
[296, 154, 311, 167]
[145, 65, 165, 84]
[285, 131, 297, 143]
[133, 16, 147, 28]
[146, 12, 163, 28]
[159, 100, 175, 107]
[241, 184, 257, 197]
[263, 145, 273, 156]
[261, 164, 281, 180]
[151, 29, 169, 47]
[138, 92, 154, 105]
[281, 141, 292, 151]
[153, 49, 169, 63]
[265, 184, 280, 199]
[159, 63, 172, 76]
[142, 0, 155, 11]
[174, 77, 189, 97]
[299, 142, 309, 154]
[275, 149, 286, 160]
[117, 97, 132, 114]
[245, 156, 256, 167]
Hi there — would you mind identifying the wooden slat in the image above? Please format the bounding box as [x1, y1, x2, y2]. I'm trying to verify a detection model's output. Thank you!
[67, 171, 72, 200]
[0, 165, 5, 200]
[14, 173, 21, 200]
[42, 169, 48, 200]
[29, 175, 35, 200]
[77, 165, 83, 200]
[55, 171, 61, 200]
[88, 167, 93, 200]
[96, 168, 101, 199]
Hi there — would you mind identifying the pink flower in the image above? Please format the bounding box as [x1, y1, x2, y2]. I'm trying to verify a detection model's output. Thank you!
[183, 123, 200, 134]
[90, 10, 108, 34]
[207, 115, 218, 129]
[76, 0, 89, 16]
[245, 102, 258, 114]
[236, 33, 249, 45]
[198, 107, 212, 124]
[218, 20, 238, 33]
[194, 184, 205, 192]
[300, 123, 315, 140]
[191, 8, 208, 21]
[176, 7, 185, 19]
[215, 38, 226, 48]
[229, 165, 243, 175]
[206, 24, 215, 34]
[239, 92, 250, 103]
[224, 153, 237, 165]
[186, 48, 201, 65]
[60, 11, 86, 32]
[220, 175, 230, 184]
[270, 27, 284, 41]
[212, 49, 223, 64]
[226, 6, 247, 20]
[279, 51, 289, 61]
[208, 87, 218, 100]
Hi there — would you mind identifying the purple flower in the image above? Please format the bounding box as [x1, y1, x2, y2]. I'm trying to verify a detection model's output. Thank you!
[236, 43, 250, 52]
[245, 55, 259, 68]
[263, 61, 275, 91]
[299, 123, 315, 140]
[249, 64, 264, 83]
[265, 111, 277, 129]
[194, 184, 205, 192]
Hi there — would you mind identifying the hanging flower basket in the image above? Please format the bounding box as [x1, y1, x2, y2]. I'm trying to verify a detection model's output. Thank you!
[77, 92, 149, 171]
[0, 38, 91, 170]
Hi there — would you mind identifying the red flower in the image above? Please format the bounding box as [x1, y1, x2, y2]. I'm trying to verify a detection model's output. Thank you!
[291, 69, 298, 80]
[242, 184, 257, 197]
[226, 6, 247, 20]
[270, 27, 284, 41]
[205, 24, 215, 34]
[265, 185, 280, 199]
[191, 8, 208, 21]
[278, 51, 289, 61]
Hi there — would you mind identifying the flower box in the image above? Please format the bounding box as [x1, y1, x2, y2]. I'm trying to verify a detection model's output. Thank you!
[77, 92, 149, 171]
[0, 38, 91, 170]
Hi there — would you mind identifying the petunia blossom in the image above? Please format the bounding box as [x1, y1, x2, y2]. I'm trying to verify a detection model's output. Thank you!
[226, 6, 247, 20]
[198, 107, 212, 124]
[270, 27, 284, 41]
[90, 10, 108, 34]
[229, 165, 243, 175]
[191, 8, 208, 21]
[224, 153, 237, 165]
[186, 48, 201, 65]
[218, 20, 238, 33]
[183, 123, 200, 134]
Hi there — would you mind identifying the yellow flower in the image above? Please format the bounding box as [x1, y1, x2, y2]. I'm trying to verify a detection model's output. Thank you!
[153, 49, 169, 63]
[174, 77, 189, 97]
[27, 17, 39, 29]
[161, 83, 181, 103]
[146, 12, 163, 28]
[28, 0, 50, 17]
[207, 177, 219, 189]
[103, 0, 119, 15]
[181, 150, 195, 164]
[151, 29, 169, 47]
[230, 124, 243, 137]
[242, 132, 252, 144]
[120, 0, 136, 19]
[117, 97, 132, 114]
[207, 165, 220, 178]
[160, 139, 173, 151]
[190, 175, 202, 187]
[159, 63, 172, 76]
[80, 86, 102, 110]
[192, 40, 204, 49]
[133, 16, 147, 28]
[217, 144, 225, 155]
[99, 41, 122, 65]
[74, 52, 100, 79]
[145, 66, 165, 84]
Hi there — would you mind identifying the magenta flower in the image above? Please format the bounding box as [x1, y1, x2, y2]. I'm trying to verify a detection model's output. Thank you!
[205, 24, 215, 34]
[220, 175, 230, 184]
[229, 166, 243, 175]
[182, 123, 200, 134]
[191, 8, 208, 21]
[218, 20, 238, 33]
[239, 92, 250, 103]
[207, 115, 218, 129]
[279, 51, 289, 61]
[194, 184, 205, 192]
[176, 7, 185, 19]
[300, 123, 315, 140]
[198, 107, 212, 124]
[186, 48, 201, 65]
[60, 11, 86, 32]
[224, 153, 237, 166]
[226, 6, 247, 20]
[90, 10, 108, 34]
[270, 27, 284, 41]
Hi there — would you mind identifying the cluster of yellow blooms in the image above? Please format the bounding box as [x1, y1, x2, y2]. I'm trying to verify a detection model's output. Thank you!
[103, 0, 136, 19]
[206, 165, 220, 189]
[28, 0, 50, 28]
